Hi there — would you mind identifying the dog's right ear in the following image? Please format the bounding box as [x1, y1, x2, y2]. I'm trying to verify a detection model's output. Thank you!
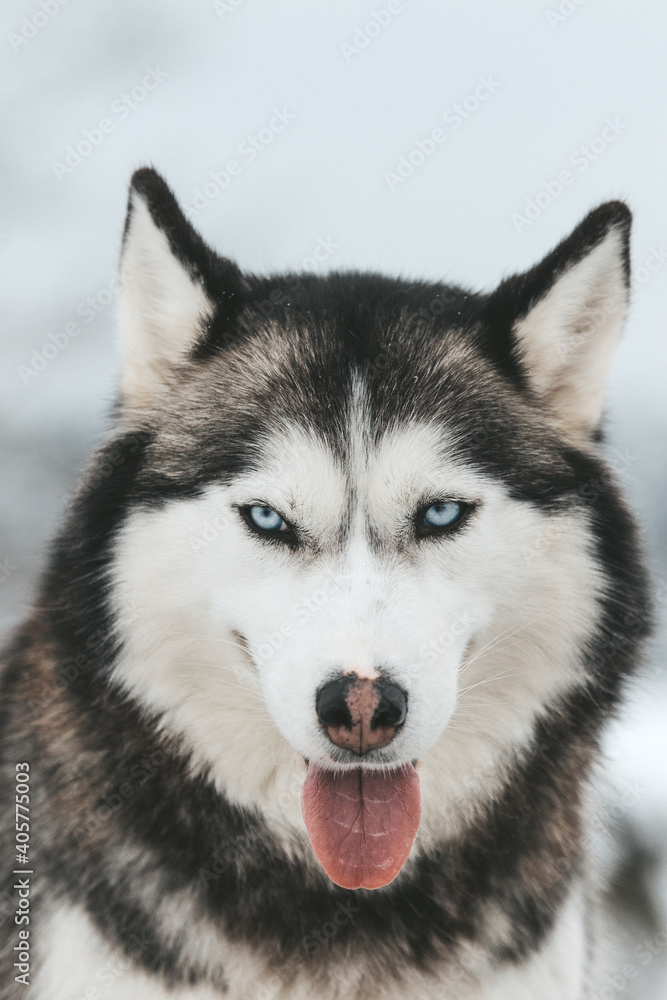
[119, 168, 244, 408]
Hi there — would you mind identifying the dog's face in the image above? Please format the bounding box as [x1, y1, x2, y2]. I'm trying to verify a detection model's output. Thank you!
[132, 418, 495, 767]
[103, 170, 631, 885]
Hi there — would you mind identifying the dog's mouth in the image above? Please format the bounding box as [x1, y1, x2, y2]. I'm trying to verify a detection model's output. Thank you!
[300, 760, 421, 890]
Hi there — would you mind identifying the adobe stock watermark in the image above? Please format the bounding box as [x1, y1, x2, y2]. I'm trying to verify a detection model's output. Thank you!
[72, 751, 168, 845]
[256, 900, 361, 1000]
[17, 275, 120, 385]
[187, 108, 296, 216]
[45, 925, 156, 997]
[553, 243, 667, 358]
[635, 244, 667, 285]
[419, 610, 478, 666]
[0, 557, 17, 584]
[339, 1, 403, 63]
[384, 75, 501, 191]
[592, 925, 667, 1000]
[51, 67, 167, 180]
[297, 235, 340, 271]
[213, 0, 247, 17]
[511, 116, 628, 233]
[8, 0, 74, 53]
[25, 587, 146, 722]
[545, 0, 590, 29]
[256, 574, 350, 669]
[225, 236, 339, 328]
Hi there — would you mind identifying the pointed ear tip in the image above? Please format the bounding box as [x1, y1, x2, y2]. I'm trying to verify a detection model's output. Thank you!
[128, 166, 171, 203]
[123, 167, 182, 246]
[587, 199, 633, 239]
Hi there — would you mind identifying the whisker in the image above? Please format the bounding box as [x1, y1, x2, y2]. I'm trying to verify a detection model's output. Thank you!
[458, 667, 533, 698]
[161, 632, 251, 655]
[461, 618, 541, 671]
[146, 653, 257, 679]
[174, 673, 267, 701]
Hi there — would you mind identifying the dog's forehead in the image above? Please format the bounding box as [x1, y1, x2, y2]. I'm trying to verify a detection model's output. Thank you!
[150, 290, 573, 509]
[202, 280, 489, 439]
[232, 411, 484, 515]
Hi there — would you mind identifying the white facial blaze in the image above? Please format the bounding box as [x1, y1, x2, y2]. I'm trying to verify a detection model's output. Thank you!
[237, 525, 471, 767]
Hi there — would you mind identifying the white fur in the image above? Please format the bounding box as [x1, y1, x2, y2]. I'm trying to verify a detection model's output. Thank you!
[30, 903, 225, 1000]
[513, 225, 628, 439]
[30, 884, 588, 1000]
[481, 885, 587, 1000]
[109, 418, 603, 850]
[119, 194, 214, 407]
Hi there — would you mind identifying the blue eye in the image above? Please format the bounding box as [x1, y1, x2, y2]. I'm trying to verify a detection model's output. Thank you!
[422, 501, 463, 530]
[248, 505, 287, 532]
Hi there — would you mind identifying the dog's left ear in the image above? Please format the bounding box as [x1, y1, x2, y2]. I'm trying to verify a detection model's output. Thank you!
[119, 167, 244, 408]
[486, 202, 631, 439]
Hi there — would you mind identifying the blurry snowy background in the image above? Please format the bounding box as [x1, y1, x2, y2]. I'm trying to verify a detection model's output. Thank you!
[1, 1, 666, 995]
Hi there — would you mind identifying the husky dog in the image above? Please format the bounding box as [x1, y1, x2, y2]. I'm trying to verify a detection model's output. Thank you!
[0, 168, 651, 999]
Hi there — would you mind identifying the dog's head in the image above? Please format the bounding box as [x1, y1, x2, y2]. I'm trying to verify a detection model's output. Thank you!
[89, 169, 641, 888]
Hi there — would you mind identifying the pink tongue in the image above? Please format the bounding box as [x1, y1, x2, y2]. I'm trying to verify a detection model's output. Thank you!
[301, 763, 421, 890]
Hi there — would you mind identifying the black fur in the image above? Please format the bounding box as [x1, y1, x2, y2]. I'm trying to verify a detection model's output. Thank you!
[0, 169, 651, 995]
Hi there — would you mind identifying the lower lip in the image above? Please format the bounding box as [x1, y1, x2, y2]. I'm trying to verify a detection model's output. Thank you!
[302, 756, 419, 769]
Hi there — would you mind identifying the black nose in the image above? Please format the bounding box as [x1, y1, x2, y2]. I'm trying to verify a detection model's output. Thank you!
[315, 675, 408, 754]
